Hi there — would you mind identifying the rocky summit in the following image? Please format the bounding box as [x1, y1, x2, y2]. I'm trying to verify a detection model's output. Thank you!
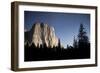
[25, 22, 58, 48]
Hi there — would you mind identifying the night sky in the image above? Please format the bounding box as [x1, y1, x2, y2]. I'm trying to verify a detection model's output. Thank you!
[24, 11, 90, 48]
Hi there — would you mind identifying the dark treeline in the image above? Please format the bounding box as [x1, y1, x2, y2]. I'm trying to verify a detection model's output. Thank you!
[24, 24, 90, 61]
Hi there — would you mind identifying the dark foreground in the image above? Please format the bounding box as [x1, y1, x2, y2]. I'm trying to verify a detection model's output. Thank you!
[24, 43, 90, 61]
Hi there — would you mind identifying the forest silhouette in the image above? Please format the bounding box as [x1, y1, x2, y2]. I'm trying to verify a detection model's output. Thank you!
[24, 24, 90, 61]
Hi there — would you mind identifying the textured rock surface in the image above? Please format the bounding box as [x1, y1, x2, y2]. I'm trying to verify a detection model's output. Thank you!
[25, 22, 58, 48]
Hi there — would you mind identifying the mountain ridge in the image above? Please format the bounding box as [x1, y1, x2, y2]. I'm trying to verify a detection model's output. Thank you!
[25, 22, 59, 48]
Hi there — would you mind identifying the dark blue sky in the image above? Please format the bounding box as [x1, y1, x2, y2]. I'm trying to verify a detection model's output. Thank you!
[24, 11, 90, 48]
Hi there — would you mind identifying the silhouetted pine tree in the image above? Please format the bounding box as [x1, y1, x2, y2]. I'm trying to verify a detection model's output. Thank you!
[37, 43, 39, 48]
[67, 45, 69, 49]
[40, 44, 43, 48]
[73, 36, 78, 49]
[58, 38, 61, 48]
[31, 42, 36, 48]
[78, 23, 89, 49]
[43, 42, 47, 48]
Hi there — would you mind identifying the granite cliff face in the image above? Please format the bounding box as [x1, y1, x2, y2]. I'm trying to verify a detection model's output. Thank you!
[25, 22, 58, 48]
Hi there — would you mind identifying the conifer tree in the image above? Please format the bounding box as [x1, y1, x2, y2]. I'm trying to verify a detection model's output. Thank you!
[78, 23, 89, 48]
[73, 36, 78, 48]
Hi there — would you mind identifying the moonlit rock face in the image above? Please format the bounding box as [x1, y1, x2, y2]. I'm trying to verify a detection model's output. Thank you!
[25, 22, 58, 48]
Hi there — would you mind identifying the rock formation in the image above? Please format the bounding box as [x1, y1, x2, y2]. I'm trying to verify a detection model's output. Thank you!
[25, 22, 58, 48]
